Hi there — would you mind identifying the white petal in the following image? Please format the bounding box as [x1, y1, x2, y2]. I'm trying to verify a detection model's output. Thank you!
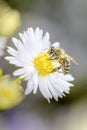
[25, 70, 39, 95]
[23, 28, 35, 51]
[58, 78, 73, 87]
[42, 32, 50, 49]
[19, 32, 34, 55]
[27, 27, 34, 41]
[12, 38, 22, 49]
[35, 27, 40, 39]
[13, 68, 25, 76]
[7, 47, 17, 57]
[64, 74, 74, 81]
[49, 75, 64, 96]
[5, 56, 23, 67]
[25, 80, 34, 95]
[44, 78, 53, 99]
[47, 76, 58, 101]
[47, 72, 74, 99]
[51, 74, 69, 96]
[12, 38, 33, 61]
[32, 72, 39, 94]
[20, 66, 35, 79]
[39, 77, 50, 102]
[55, 72, 74, 81]
[5, 56, 15, 61]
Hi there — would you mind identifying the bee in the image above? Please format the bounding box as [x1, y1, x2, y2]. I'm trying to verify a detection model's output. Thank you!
[47, 46, 78, 74]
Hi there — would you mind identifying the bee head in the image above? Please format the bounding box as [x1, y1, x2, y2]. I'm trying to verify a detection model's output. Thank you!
[48, 46, 55, 54]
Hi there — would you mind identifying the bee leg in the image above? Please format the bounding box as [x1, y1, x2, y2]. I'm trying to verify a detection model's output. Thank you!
[51, 66, 61, 73]
[48, 55, 54, 60]
[48, 56, 58, 60]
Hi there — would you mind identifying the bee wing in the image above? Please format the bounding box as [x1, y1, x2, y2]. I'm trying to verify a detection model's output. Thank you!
[69, 56, 78, 65]
[52, 42, 60, 47]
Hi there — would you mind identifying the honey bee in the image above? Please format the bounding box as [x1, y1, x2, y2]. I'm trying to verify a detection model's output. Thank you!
[47, 46, 78, 74]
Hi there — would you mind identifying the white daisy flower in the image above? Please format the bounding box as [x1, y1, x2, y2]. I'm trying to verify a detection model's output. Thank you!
[0, 37, 7, 56]
[5, 27, 74, 102]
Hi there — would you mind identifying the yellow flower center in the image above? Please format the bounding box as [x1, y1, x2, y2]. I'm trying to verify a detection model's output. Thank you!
[33, 52, 56, 76]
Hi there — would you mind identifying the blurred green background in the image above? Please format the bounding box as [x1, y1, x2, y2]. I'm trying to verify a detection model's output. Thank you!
[0, 0, 87, 130]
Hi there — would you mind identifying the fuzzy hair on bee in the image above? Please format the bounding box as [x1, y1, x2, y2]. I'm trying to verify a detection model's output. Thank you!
[47, 45, 78, 75]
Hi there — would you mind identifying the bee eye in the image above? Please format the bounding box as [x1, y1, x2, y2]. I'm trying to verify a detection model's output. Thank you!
[50, 47, 55, 54]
